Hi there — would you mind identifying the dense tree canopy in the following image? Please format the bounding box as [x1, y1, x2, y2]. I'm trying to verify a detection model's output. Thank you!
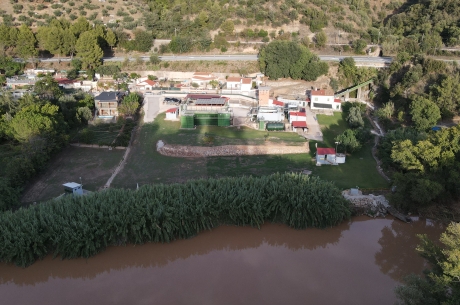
[409, 96, 441, 131]
[75, 31, 104, 69]
[258, 41, 328, 81]
[396, 222, 460, 304]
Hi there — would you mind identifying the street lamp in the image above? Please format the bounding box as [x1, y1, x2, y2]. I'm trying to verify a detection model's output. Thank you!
[335, 141, 340, 163]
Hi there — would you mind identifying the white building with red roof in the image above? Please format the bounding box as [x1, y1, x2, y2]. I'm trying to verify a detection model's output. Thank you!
[165, 107, 179, 120]
[136, 79, 158, 91]
[289, 111, 307, 123]
[316, 147, 337, 165]
[226, 77, 252, 92]
[309, 89, 342, 111]
[291, 121, 308, 132]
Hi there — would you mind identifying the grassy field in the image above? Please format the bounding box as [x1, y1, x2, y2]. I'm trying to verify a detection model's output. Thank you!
[21, 146, 124, 203]
[113, 112, 389, 190]
[149, 114, 306, 146]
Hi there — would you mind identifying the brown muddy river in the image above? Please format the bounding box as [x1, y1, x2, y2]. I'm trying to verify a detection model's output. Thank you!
[0, 216, 443, 305]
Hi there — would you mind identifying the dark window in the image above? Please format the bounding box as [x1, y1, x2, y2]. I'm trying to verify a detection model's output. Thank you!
[313, 103, 332, 109]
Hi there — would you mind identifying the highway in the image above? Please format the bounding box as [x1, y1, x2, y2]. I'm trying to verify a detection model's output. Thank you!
[35, 54, 393, 65]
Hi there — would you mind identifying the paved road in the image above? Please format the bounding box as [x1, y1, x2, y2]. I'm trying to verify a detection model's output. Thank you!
[143, 95, 161, 123]
[35, 54, 393, 65]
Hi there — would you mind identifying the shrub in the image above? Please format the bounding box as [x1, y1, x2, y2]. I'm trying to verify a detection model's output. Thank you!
[0, 173, 351, 267]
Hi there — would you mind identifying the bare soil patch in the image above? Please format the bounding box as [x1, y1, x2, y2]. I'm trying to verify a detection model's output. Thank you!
[158, 142, 309, 158]
[21, 146, 124, 203]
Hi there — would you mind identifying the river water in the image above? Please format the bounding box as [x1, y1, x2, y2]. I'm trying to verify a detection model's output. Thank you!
[0, 216, 444, 305]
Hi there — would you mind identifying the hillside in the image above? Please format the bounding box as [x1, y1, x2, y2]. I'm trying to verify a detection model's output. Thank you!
[2, 0, 397, 42]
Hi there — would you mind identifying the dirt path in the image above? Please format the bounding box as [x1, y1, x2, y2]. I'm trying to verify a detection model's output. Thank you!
[365, 111, 391, 182]
[158, 142, 309, 157]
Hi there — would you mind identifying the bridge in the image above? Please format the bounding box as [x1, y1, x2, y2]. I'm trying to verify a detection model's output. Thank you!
[335, 79, 374, 101]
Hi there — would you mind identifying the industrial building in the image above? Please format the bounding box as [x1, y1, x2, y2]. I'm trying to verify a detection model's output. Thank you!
[180, 94, 232, 128]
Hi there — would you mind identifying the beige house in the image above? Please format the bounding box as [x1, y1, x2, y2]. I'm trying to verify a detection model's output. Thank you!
[95, 91, 124, 117]
[191, 72, 218, 88]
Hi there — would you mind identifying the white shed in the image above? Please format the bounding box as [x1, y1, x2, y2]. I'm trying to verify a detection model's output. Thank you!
[165, 107, 179, 120]
[316, 147, 337, 165]
[63, 182, 83, 196]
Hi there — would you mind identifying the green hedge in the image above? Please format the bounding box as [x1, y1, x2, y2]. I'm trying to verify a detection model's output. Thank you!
[0, 173, 351, 267]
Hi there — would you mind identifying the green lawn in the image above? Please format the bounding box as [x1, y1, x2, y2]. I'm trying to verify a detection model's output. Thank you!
[154, 114, 306, 146]
[112, 112, 389, 190]
[72, 123, 122, 145]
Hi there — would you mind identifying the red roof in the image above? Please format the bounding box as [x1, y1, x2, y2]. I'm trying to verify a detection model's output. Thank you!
[55, 78, 74, 85]
[292, 121, 307, 128]
[166, 108, 178, 113]
[242, 78, 252, 84]
[273, 100, 284, 106]
[227, 77, 241, 82]
[311, 89, 326, 96]
[289, 111, 306, 117]
[334, 98, 342, 103]
[317, 147, 336, 155]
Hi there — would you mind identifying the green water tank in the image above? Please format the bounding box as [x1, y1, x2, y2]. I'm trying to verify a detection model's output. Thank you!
[218, 113, 231, 127]
[181, 115, 195, 129]
[259, 121, 265, 130]
[194, 113, 219, 126]
[266, 122, 284, 131]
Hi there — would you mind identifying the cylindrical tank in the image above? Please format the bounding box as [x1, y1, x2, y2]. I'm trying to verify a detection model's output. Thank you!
[266, 122, 285, 131]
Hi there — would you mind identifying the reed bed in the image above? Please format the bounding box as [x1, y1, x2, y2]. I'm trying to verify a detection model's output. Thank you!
[0, 173, 351, 267]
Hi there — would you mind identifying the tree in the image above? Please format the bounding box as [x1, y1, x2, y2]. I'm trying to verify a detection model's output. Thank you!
[15, 24, 37, 61]
[62, 28, 77, 58]
[8, 103, 60, 142]
[71, 58, 82, 70]
[71, 17, 91, 38]
[149, 53, 161, 65]
[259, 40, 328, 81]
[209, 80, 219, 89]
[34, 75, 62, 100]
[76, 107, 92, 123]
[335, 129, 361, 153]
[75, 31, 104, 69]
[410, 96, 441, 131]
[396, 222, 460, 304]
[0, 177, 20, 211]
[169, 36, 192, 53]
[220, 20, 234, 36]
[430, 75, 460, 118]
[346, 106, 364, 128]
[376, 101, 395, 119]
[132, 30, 153, 52]
[338, 57, 358, 87]
[118, 93, 140, 117]
[315, 31, 327, 48]
[352, 39, 367, 54]
[105, 29, 117, 50]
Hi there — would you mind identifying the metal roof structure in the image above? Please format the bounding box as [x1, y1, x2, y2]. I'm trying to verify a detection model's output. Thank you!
[195, 98, 227, 105]
[63, 182, 82, 189]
